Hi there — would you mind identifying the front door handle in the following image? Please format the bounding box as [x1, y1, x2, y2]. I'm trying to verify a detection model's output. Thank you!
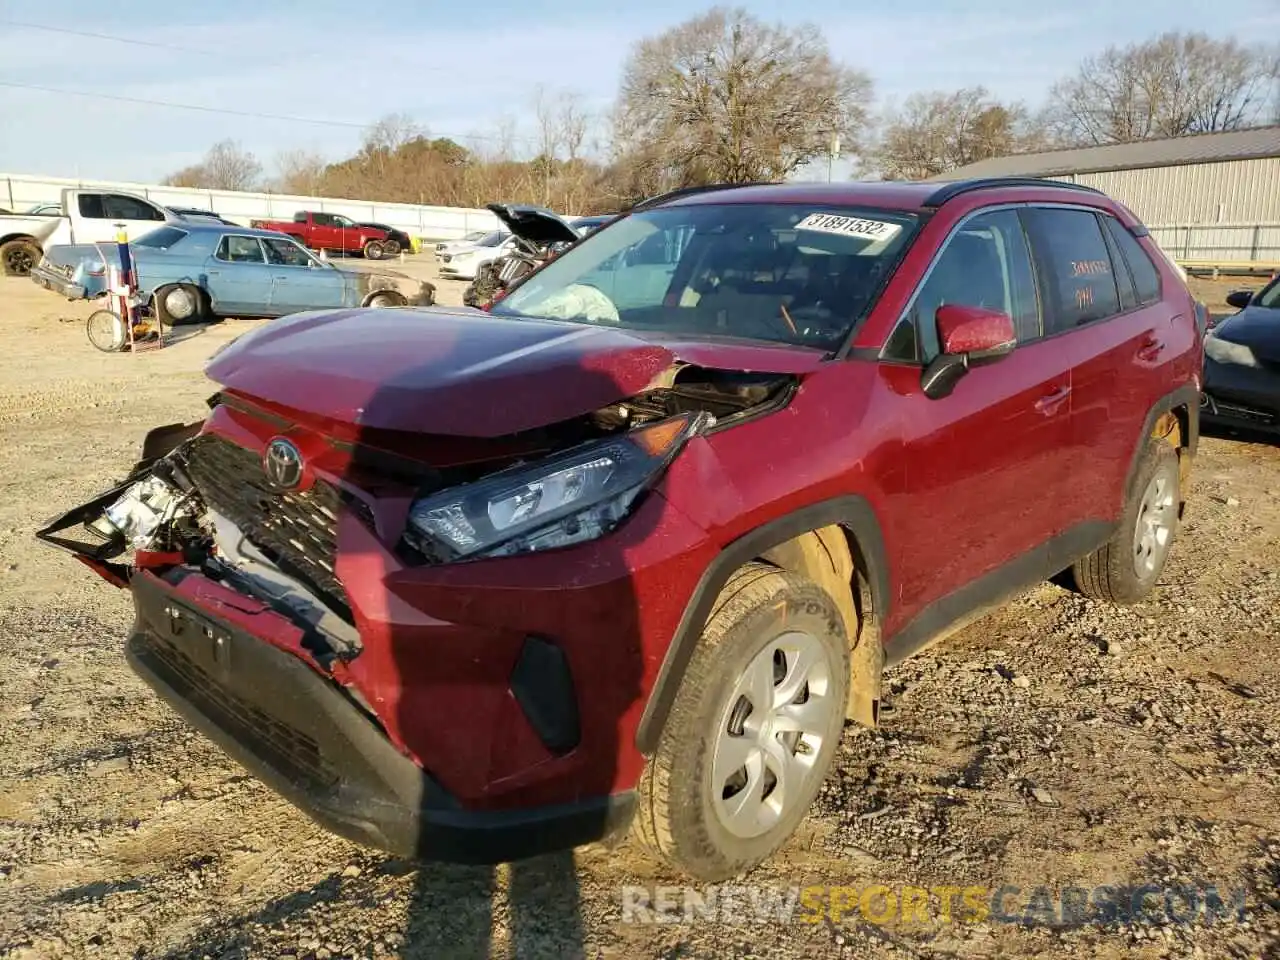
[1035, 385, 1072, 414]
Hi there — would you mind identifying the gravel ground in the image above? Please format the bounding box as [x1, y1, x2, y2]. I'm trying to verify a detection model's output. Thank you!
[0, 265, 1277, 959]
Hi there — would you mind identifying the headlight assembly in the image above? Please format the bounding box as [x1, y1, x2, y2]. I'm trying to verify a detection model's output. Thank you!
[1204, 334, 1260, 368]
[403, 412, 711, 562]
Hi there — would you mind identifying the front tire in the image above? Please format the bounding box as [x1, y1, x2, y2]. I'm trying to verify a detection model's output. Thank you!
[633, 563, 850, 881]
[1071, 439, 1180, 603]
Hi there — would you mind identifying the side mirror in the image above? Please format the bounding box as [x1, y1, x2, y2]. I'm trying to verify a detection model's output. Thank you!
[921, 304, 1017, 400]
[1225, 290, 1253, 310]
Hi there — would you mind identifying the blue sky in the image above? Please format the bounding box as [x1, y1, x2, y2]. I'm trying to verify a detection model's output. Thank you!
[1, 0, 1277, 184]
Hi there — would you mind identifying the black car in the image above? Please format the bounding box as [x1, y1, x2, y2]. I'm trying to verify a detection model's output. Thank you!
[1201, 277, 1280, 437]
[357, 222, 413, 255]
[166, 206, 240, 226]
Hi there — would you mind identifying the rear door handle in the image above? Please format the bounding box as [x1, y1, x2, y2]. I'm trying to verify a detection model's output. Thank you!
[1035, 385, 1071, 414]
[1137, 335, 1165, 361]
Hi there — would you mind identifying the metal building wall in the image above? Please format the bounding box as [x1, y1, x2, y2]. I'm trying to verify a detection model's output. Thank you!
[1047, 157, 1280, 225]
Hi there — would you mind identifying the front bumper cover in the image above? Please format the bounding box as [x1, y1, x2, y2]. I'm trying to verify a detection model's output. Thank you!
[126, 568, 636, 863]
[1201, 355, 1280, 436]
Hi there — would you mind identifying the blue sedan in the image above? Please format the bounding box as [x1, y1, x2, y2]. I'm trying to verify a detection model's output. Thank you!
[30, 222, 435, 323]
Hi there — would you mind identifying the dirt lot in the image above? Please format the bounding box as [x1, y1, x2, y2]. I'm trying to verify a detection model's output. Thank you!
[0, 263, 1277, 960]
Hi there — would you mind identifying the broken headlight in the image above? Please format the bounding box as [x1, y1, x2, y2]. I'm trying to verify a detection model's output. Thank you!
[88, 474, 185, 549]
[403, 413, 709, 562]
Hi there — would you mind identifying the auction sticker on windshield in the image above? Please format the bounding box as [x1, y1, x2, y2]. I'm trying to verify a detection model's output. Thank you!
[795, 213, 902, 242]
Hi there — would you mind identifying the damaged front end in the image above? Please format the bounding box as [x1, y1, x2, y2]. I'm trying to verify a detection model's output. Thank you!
[35, 415, 364, 667]
[31, 348, 808, 861]
[35, 421, 206, 585]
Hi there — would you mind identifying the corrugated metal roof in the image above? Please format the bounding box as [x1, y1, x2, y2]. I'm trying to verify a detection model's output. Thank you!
[929, 125, 1280, 179]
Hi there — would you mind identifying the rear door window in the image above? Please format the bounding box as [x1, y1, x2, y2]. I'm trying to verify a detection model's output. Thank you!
[217, 235, 267, 263]
[102, 194, 165, 221]
[1022, 207, 1121, 333]
[1102, 216, 1163, 305]
[77, 194, 106, 219]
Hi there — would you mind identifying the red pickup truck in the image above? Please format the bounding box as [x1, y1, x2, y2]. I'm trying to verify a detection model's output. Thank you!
[249, 211, 400, 260]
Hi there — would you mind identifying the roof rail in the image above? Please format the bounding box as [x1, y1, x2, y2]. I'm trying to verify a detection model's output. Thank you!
[922, 177, 1106, 208]
[627, 181, 777, 212]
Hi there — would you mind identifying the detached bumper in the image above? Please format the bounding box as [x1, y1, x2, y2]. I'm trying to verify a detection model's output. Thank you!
[30, 264, 86, 299]
[1202, 356, 1280, 436]
[126, 569, 636, 863]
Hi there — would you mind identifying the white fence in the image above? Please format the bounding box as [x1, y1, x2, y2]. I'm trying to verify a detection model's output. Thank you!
[1147, 223, 1280, 265]
[1, 172, 503, 242]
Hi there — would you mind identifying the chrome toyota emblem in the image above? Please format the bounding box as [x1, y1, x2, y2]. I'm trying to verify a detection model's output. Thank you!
[263, 438, 303, 490]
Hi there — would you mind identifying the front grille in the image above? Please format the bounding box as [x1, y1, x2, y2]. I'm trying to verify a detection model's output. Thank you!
[181, 434, 349, 610]
[137, 630, 338, 790]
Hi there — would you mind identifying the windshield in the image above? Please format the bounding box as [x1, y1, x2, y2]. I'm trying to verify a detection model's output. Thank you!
[132, 226, 188, 249]
[491, 203, 920, 349]
[476, 230, 508, 247]
[1255, 276, 1280, 310]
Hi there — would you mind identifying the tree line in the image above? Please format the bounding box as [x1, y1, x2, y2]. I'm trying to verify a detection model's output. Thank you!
[163, 7, 1280, 213]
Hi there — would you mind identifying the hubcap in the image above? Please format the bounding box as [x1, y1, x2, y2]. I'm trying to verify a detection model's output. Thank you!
[710, 631, 835, 839]
[1133, 469, 1176, 578]
[164, 288, 195, 319]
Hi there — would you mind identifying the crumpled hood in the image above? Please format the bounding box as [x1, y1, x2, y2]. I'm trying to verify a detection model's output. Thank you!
[1213, 305, 1280, 364]
[204, 307, 826, 437]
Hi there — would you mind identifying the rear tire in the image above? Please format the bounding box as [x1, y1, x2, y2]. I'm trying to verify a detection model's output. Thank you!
[1, 239, 41, 277]
[1071, 439, 1180, 603]
[152, 283, 205, 326]
[86, 310, 127, 353]
[384, 239, 401, 257]
[633, 563, 850, 881]
[362, 239, 385, 260]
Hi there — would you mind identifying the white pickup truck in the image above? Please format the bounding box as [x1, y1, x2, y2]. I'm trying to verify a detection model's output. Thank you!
[1, 188, 184, 276]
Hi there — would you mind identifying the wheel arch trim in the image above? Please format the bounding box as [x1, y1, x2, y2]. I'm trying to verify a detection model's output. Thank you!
[635, 494, 890, 755]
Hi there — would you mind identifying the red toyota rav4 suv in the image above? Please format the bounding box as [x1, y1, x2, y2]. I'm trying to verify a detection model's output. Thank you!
[40, 178, 1205, 881]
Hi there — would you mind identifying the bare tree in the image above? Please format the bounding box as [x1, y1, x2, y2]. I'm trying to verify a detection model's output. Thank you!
[1047, 32, 1280, 145]
[273, 148, 327, 195]
[362, 113, 424, 154]
[557, 91, 591, 162]
[872, 87, 1051, 180]
[613, 6, 873, 194]
[163, 139, 262, 191]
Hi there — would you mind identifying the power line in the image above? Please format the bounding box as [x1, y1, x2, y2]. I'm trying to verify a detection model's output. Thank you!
[0, 18, 224, 57]
[0, 17, 457, 74]
[0, 79, 534, 143]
